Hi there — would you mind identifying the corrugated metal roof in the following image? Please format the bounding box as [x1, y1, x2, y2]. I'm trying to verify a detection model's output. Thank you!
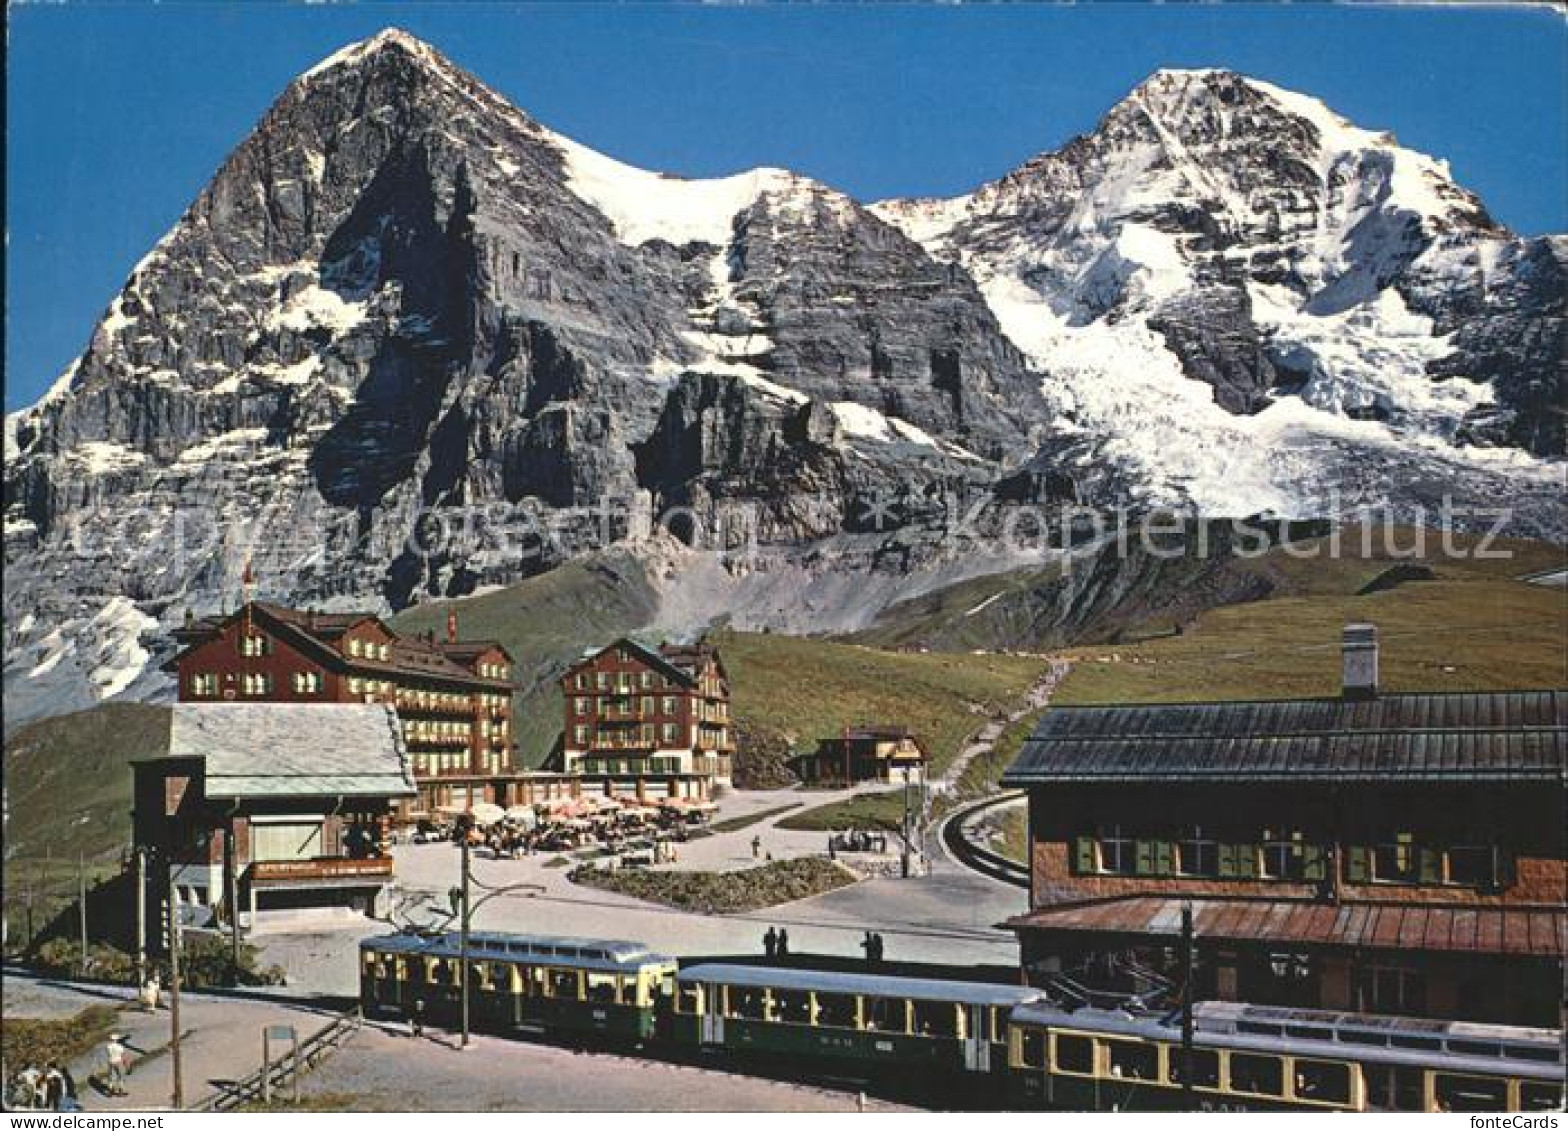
[1006, 897, 1565, 957]
[169, 703, 416, 798]
[677, 963, 1046, 1007]
[361, 931, 674, 973]
[1002, 690, 1566, 784]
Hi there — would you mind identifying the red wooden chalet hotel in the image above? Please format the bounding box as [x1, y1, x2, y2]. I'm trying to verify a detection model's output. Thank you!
[561, 637, 735, 790]
[167, 601, 515, 815]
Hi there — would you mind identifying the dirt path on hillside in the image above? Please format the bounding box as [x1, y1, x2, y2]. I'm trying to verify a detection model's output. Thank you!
[935, 659, 1071, 793]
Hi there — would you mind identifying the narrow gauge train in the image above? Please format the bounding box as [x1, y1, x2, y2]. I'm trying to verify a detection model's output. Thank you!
[360, 930, 677, 1041]
[359, 932, 1565, 1113]
[1007, 999, 1565, 1113]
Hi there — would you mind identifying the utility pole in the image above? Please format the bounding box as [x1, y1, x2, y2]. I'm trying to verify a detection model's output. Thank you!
[1180, 902, 1196, 1111]
[225, 828, 241, 983]
[169, 893, 184, 1109]
[77, 852, 88, 975]
[135, 849, 147, 988]
[460, 835, 471, 1050]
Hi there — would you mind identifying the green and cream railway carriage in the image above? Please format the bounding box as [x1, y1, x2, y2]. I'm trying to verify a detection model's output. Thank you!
[360, 931, 677, 1042]
[1007, 1000, 1566, 1113]
[670, 963, 1046, 1081]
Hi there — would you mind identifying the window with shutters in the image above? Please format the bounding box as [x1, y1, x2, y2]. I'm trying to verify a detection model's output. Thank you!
[1260, 830, 1314, 880]
[1373, 832, 1419, 882]
[1098, 825, 1135, 874]
[252, 821, 323, 862]
[1178, 826, 1219, 877]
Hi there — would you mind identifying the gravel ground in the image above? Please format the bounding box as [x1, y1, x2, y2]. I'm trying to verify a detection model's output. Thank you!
[253, 785, 1025, 997]
[301, 1021, 914, 1112]
[2, 973, 342, 1112]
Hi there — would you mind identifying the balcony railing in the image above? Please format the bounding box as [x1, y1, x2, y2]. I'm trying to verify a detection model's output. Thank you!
[249, 856, 393, 883]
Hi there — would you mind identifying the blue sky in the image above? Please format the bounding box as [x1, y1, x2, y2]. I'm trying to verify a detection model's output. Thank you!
[7, 3, 1566, 411]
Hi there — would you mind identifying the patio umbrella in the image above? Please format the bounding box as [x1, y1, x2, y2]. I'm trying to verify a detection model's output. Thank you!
[469, 802, 507, 826]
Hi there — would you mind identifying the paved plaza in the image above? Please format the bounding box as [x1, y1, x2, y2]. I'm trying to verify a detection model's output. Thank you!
[255, 786, 1026, 996]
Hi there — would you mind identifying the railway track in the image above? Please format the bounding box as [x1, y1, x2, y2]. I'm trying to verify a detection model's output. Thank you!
[939, 792, 1029, 889]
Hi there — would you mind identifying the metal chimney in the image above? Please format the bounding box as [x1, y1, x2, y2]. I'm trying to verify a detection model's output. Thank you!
[1342, 623, 1379, 701]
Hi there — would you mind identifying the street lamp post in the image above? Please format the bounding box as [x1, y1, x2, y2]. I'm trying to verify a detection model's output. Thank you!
[445, 839, 542, 1053]
[460, 836, 471, 1050]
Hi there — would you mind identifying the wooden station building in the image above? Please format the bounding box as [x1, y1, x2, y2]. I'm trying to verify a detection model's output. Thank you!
[560, 638, 735, 793]
[1001, 626, 1566, 1028]
[167, 602, 515, 815]
[790, 726, 930, 786]
[132, 703, 416, 937]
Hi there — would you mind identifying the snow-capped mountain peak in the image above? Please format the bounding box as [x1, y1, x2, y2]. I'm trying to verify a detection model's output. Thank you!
[5, 35, 1562, 729]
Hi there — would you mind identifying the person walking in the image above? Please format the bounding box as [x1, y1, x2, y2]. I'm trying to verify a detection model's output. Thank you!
[410, 998, 426, 1040]
[763, 926, 778, 959]
[103, 1034, 129, 1097]
[777, 928, 790, 958]
[751, 835, 762, 860]
[43, 1064, 65, 1111]
[58, 1065, 80, 1113]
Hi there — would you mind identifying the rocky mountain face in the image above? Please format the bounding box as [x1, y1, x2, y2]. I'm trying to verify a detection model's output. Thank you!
[875, 69, 1564, 519]
[4, 33, 1563, 726]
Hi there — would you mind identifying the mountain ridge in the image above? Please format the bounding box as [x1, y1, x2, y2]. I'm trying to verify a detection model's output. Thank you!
[4, 30, 1562, 730]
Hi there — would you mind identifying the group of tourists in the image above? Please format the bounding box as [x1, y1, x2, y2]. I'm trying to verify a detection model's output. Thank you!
[7, 1060, 81, 1111]
[762, 925, 792, 959]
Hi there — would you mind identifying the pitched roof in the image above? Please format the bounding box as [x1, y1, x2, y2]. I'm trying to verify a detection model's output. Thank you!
[1002, 690, 1567, 785]
[1005, 896, 1566, 958]
[166, 603, 512, 688]
[569, 638, 697, 687]
[167, 703, 417, 798]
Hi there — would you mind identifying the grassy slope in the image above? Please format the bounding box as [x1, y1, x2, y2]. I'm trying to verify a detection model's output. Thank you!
[851, 525, 1566, 654]
[715, 630, 1047, 778]
[389, 553, 659, 765]
[1055, 578, 1567, 706]
[4, 703, 170, 884]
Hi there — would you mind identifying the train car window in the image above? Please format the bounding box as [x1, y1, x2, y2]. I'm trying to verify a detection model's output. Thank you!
[1019, 1028, 1047, 1069]
[773, 989, 812, 1024]
[816, 993, 856, 1029]
[1293, 1060, 1351, 1105]
[911, 1000, 958, 1038]
[729, 986, 768, 1021]
[1520, 1082, 1564, 1111]
[550, 968, 582, 1000]
[1506, 1046, 1561, 1063]
[675, 983, 703, 1015]
[1168, 1048, 1220, 1089]
[864, 997, 906, 1033]
[1106, 1040, 1158, 1081]
[1054, 1034, 1095, 1075]
[1229, 1053, 1285, 1097]
[985, 1007, 1002, 1044]
[1367, 1060, 1430, 1104]
[585, 972, 620, 1004]
[1434, 1074, 1508, 1113]
[1449, 1040, 1500, 1058]
[470, 961, 492, 991]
